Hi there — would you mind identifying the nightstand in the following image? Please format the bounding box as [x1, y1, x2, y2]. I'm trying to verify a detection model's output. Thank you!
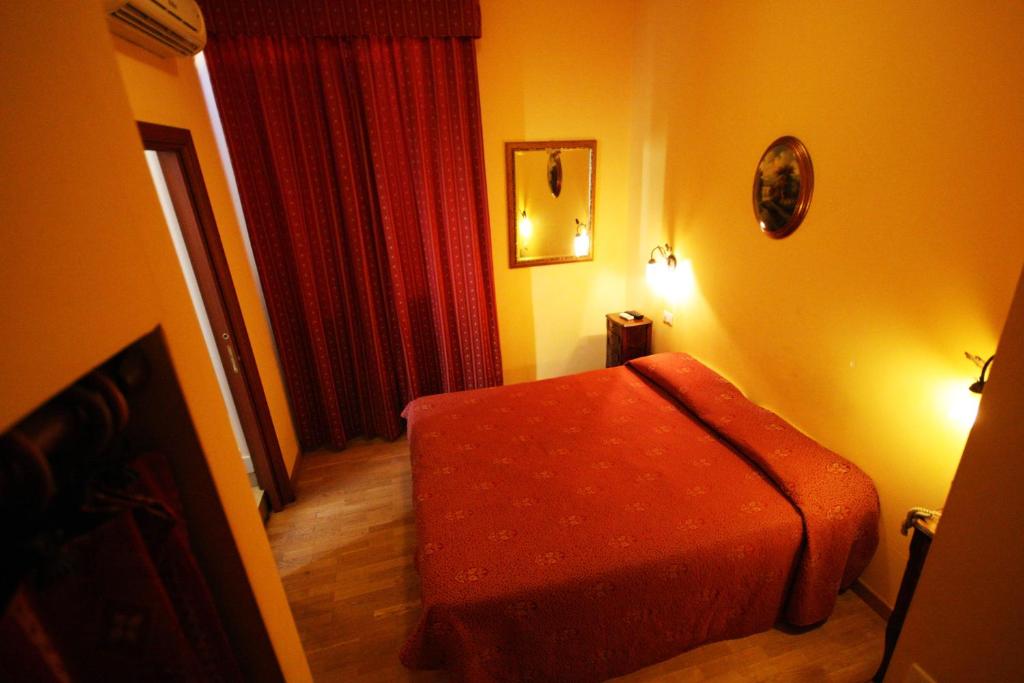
[606, 313, 652, 367]
[873, 509, 940, 682]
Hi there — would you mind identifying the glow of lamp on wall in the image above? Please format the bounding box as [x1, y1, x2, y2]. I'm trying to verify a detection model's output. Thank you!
[667, 258, 697, 304]
[944, 351, 995, 433]
[573, 218, 591, 258]
[646, 243, 677, 295]
[944, 382, 981, 434]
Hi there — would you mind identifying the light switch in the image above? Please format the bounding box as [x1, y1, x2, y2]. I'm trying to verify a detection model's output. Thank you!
[663, 310, 674, 326]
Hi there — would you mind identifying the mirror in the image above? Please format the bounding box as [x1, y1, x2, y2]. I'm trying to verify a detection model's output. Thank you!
[506, 140, 596, 267]
[752, 136, 814, 239]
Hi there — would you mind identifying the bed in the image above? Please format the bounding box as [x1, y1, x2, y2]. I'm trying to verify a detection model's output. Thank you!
[400, 352, 879, 682]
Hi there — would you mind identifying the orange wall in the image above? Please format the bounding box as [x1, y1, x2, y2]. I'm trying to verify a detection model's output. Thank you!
[477, 0, 637, 382]
[112, 39, 301, 476]
[0, 4, 310, 680]
[889, 267, 1024, 682]
[625, 0, 1024, 605]
[0, 13, 158, 430]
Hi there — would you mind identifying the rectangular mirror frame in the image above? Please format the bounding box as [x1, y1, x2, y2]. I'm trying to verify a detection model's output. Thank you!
[505, 139, 597, 268]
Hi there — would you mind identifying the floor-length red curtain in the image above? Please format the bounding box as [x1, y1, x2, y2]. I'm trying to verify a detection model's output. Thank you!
[202, 2, 501, 450]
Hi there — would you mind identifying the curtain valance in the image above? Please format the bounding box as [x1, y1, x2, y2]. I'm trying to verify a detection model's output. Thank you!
[202, 0, 481, 39]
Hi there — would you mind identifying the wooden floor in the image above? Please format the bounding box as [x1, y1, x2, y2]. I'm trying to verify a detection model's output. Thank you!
[267, 437, 886, 682]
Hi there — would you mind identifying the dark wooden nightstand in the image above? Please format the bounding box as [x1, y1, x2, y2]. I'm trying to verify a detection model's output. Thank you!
[606, 313, 652, 367]
[873, 509, 940, 682]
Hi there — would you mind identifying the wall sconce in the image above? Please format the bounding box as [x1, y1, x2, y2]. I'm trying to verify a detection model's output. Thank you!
[965, 352, 995, 394]
[646, 243, 677, 285]
[573, 218, 590, 258]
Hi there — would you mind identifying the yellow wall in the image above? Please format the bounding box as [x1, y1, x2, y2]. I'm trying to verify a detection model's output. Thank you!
[477, 0, 637, 382]
[112, 39, 301, 476]
[0, 4, 310, 680]
[889, 266, 1024, 683]
[625, 0, 1024, 606]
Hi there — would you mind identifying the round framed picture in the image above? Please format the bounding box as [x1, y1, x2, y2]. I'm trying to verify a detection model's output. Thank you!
[752, 136, 813, 239]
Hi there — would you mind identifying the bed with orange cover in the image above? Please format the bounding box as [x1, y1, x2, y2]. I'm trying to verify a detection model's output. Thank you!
[400, 353, 878, 682]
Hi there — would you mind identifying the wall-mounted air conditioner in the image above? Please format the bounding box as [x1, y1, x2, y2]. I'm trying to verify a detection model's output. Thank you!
[106, 0, 206, 58]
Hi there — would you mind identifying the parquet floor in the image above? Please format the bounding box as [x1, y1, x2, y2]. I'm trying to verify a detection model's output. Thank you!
[267, 437, 885, 682]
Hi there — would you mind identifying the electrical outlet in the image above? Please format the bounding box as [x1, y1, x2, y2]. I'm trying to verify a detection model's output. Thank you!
[663, 310, 674, 326]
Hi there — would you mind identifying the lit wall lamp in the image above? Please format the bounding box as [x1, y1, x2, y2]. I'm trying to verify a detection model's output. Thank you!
[965, 352, 995, 394]
[573, 218, 590, 258]
[646, 243, 677, 285]
[647, 243, 677, 271]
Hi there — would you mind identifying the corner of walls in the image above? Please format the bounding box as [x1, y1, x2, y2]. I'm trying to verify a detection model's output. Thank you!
[625, 0, 1024, 608]
[1, 3, 310, 679]
[111, 38, 301, 477]
[478, 0, 638, 382]
[888, 265, 1024, 683]
[111, 40, 311, 672]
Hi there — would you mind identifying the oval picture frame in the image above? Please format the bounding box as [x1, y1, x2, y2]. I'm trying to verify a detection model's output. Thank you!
[752, 136, 813, 239]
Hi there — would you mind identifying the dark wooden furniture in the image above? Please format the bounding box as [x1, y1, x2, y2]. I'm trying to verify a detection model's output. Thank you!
[605, 313, 652, 367]
[873, 510, 940, 682]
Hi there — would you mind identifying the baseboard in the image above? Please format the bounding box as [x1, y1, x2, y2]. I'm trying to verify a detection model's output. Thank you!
[852, 579, 892, 620]
[288, 449, 304, 491]
[257, 488, 271, 524]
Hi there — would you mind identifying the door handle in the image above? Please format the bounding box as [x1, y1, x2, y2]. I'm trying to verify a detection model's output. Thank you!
[221, 332, 240, 374]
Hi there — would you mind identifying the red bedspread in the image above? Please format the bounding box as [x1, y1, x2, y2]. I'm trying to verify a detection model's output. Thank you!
[401, 353, 878, 682]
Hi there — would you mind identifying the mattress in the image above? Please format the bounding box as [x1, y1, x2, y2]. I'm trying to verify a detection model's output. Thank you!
[400, 352, 878, 682]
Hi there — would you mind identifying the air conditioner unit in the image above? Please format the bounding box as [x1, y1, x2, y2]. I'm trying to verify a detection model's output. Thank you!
[106, 0, 206, 58]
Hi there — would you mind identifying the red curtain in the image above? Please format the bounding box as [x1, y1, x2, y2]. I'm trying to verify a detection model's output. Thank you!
[202, 0, 481, 39]
[203, 7, 501, 450]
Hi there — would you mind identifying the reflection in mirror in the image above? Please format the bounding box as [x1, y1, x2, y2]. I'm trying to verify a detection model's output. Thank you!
[547, 150, 562, 197]
[506, 140, 596, 267]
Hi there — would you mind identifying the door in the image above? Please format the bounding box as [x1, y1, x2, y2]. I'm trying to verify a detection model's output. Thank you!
[138, 121, 294, 512]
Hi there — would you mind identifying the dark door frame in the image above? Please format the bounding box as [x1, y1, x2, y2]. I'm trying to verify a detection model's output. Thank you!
[138, 121, 294, 511]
